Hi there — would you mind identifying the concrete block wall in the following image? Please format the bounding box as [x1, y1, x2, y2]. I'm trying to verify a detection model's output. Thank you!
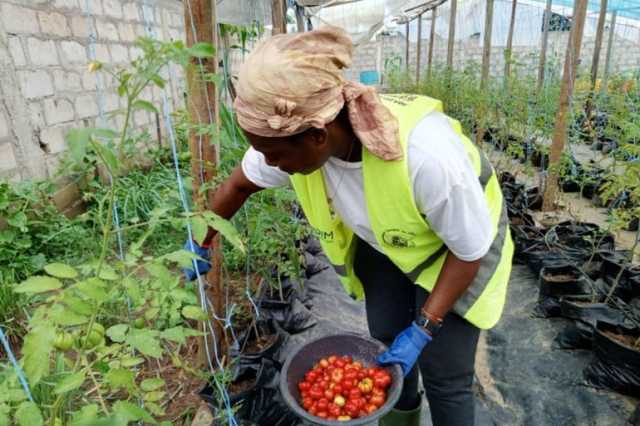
[0, 0, 185, 183]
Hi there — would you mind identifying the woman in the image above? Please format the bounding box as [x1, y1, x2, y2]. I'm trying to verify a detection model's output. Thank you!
[186, 27, 513, 426]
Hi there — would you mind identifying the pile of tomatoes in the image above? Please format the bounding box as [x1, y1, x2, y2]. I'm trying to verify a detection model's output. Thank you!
[297, 354, 392, 421]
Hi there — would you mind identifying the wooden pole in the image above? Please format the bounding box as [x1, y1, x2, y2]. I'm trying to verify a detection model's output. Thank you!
[416, 13, 423, 83]
[480, 0, 494, 90]
[477, 0, 495, 145]
[183, 0, 224, 365]
[504, 0, 517, 86]
[427, 7, 437, 81]
[602, 10, 617, 94]
[584, 0, 608, 124]
[591, 0, 608, 86]
[537, 0, 553, 92]
[271, 0, 287, 35]
[405, 21, 410, 72]
[542, 0, 589, 211]
[446, 0, 457, 70]
[295, 4, 305, 32]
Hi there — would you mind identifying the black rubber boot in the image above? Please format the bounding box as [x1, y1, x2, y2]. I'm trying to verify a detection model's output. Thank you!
[378, 403, 421, 426]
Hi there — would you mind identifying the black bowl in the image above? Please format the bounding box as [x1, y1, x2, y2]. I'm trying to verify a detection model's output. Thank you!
[280, 333, 403, 425]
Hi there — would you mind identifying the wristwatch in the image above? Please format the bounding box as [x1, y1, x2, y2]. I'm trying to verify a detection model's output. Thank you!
[416, 312, 443, 337]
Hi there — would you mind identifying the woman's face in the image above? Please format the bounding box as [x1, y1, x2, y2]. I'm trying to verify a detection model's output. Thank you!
[244, 128, 333, 175]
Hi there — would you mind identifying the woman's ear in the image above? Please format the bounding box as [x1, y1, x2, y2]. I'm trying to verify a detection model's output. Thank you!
[308, 127, 328, 147]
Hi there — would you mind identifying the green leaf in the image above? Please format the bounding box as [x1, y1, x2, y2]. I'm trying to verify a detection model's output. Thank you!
[15, 276, 62, 294]
[146, 402, 165, 417]
[105, 368, 136, 393]
[181, 305, 208, 321]
[74, 278, 108, 303]
[160, 327, 186, 345]
[106, 324, 129, 343]
[113, 401, 156, 424]
[44, 263, 78, 279]
[188, 42, 215, 58]
[22, 325, 55, 384]
[140, 378, 165, 392]
[67, 129, 91, 164]
[143, 391, 165, 402]
[0, 407, 9, 426]
[150, 74, 166, 88]
[15, 402, 43, 426]
[191, 216, 208, 245]
[54, 371, 86, 394]
[133, 100, 159, 114]
[162, 249, 201, 269]
[91, 139, 119, 175]
[144, 308, 159, 320]
[145, 262, 171, 281]
[121, 357, 145, 367]
[203, 211, 245, 253]
[7, 212, 27, 231]
[98, 265, 119, 281]
[125, 329, 162, 358]
[69, 404, 99, 426]
[61, 294, 95, 316]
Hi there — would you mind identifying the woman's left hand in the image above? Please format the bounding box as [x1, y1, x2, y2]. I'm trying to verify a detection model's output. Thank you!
[376, 322, 432, 376]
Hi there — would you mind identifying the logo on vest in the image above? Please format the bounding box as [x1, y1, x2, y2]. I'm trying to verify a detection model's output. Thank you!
[382, 229, 416, 248]
[311, 228, 334, 242]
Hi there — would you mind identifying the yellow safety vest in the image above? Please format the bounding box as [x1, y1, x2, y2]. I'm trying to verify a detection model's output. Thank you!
[290, 94, 514, 329]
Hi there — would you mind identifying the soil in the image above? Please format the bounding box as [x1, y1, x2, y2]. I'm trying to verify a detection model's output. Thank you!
[543, 273, 578, 283]
[228, 376, 257, 395]
[603, 330, 640, 351]
[245, 332, 277, 354]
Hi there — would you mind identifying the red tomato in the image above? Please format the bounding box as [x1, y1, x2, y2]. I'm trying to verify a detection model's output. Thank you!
[302, 397, 313, 410]
[366, 404, 378, 414]
[317, 411, 328, 419]
[372, 388, 386, 399]
[344, 370, 358, 382]
[341, 355, 353, 364]
[352, 361, 363, 370]
[358, 410, 368, 418]
[324, 388, 334, 400]
[328, 355, 337, 364]
[319, 358, 329, 368]
[374, 375, 391, 389]
[335, 359, 346, 368]
[331, 368, 344, 383]
[332, 384, 343, 395]
[309, 402, 318, 415]
[301, 390, 309, 398]
[328, 402, 341, 417]
[344, 402, 359, 418]
[305, 371, 317, 382]
[299, 381, 311, 391]
[348, 387, 362, 400]
[309, 385, 323, 400]
[357, 370, 367, 380]
[370, 394, 385, 407]
[317, 398, 329, 411]
[365, 368, 376, 378]
[318, 379, 330, 390]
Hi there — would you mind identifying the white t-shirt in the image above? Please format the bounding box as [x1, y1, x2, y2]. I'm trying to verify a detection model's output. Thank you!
[241, 111, 493, 262]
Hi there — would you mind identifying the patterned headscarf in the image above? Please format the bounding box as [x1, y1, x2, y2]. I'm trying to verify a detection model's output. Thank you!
[233, 26, 402, 161]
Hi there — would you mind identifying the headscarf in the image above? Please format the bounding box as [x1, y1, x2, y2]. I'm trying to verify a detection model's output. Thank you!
[233, 26, 402, 161]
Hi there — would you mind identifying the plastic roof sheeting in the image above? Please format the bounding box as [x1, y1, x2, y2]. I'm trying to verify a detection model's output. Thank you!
[529, 0, 640, 20]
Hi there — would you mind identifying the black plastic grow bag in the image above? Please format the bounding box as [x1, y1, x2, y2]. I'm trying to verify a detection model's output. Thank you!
[584, 321, 640, 397]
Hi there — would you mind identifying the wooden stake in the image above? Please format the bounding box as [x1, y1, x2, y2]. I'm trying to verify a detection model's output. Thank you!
[602, 10, 617, 94]
[427, 7, 437, 81]
[183, 0, 225, 366]
[585, 0, 608, 124]
[504, 0, 517, 86]
[271, 0, 287, 35]
[542, 0, 589, 211]
[405, 21, 410, 72]
[295, 4, 305, 32]
[416, 13, 423, 83]
[446, 0, 457, 70]
[537, 0, 553, 92]
[476, 0, 495, 146]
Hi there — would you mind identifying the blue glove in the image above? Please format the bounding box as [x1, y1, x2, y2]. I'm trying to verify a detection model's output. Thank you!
[183, 240, 211, 281]
[376, 322, 432, 377]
